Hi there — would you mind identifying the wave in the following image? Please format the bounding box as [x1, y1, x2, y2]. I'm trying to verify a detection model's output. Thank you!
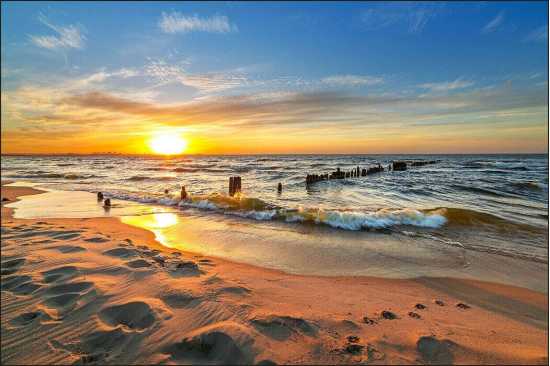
[511, 181, 546, 191]
[451, 184, 519, 198]
[426, 207, 545, 234]
[127, 175, 177, 182]
[6, 172, 101, 179]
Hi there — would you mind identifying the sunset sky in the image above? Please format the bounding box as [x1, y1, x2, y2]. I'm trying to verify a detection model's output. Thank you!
[1, 1, 548, 154]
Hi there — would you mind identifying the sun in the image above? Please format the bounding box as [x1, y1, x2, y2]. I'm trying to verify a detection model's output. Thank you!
[149, 134, 188, 155]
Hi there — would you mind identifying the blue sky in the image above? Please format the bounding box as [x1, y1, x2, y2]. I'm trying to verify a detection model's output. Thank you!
[1, 1, 548, 154]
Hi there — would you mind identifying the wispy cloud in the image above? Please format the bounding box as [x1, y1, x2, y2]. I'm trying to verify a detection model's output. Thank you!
[144, 59, 246, 93]
[321, 75, 384, 87]
[158, 12, 237, 34]
[418, 78, 474, 93]
[360, 3, 444, 34]
[29, 13, 86, 50]
[482, 12, 504, 34]
[524, 25, 548, 42]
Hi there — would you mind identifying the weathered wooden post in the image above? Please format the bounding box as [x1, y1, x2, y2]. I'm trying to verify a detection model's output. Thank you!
[181, 186, 187, 200]
[235, 176, 241, 195]
[104, 198, 111, 207]
[277, 182, 282, 193]
[97, 192, 103, 201]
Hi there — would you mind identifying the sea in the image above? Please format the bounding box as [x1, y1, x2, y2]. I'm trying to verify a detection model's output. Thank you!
[2, 154, 548, 290]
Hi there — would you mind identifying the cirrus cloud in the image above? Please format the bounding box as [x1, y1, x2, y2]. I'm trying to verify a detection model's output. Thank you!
[158, 12, 237, 34]
[29, 13, 86, 50]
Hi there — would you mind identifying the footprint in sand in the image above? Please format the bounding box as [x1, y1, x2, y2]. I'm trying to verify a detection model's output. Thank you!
[9, 310, 51, 327]
[102, 247, 138, 259]
[408, 312, 421, 319]
[1, 258, 25, 275]
[168, 261, 203, 277]
[362, 316, 378, 325]
[51, 327, 129, 365]
[42, 281, 96, 317]
[126, 259, 152, 269]
[42, 265, 79, 283]
[434, 300, 445, 306]
[416, 336, 455, 364]
[251, 315, 316, 341]
[381, 310, 397, 320]
[162, 325, 254, 365]
[456, 303, 471, 310]
[83, 236, 110, 243]
[161, 291, 201, 309]
[415, 303, 427, 310]
[215, 286, 251, 297]
[51, 245, 86, 253]
[1, 275, 42, 295]
[98, 301, 156, 330]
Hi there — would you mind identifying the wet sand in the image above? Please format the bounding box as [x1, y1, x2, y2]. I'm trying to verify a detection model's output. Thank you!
[1, 182, 548, 364]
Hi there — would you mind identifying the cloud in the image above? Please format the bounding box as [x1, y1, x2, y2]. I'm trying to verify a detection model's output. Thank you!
[144, 59, 246, 93]
[321, 75, 384, 87]
[524, 25, 548, 42]
[29, 13, 86, 50]
[158, 12, 237, 34]
[482, 12, 504, 34]
[360, 3, 444, 34]
[418, 78, 474, 93]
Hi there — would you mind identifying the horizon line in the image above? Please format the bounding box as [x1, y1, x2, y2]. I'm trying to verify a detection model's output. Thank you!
[1, 152, 548, 157]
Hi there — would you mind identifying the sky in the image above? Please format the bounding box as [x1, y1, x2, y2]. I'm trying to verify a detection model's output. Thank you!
[1, 1, 548, 154]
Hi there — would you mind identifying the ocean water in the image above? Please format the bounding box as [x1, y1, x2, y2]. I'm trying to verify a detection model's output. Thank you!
[2, 154, 548, 266]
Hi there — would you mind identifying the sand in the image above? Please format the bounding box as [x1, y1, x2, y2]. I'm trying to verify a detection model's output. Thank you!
[1, 182, 548, 365]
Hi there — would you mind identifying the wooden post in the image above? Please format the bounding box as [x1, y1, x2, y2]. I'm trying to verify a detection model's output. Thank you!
[97, 192, 103, 201]
[181, 186, 187, 200]
[104, 198, 111, 207]
[229, 177, 234, 196]
[277, 182, 282, 193]
[235, 177, 241, 194]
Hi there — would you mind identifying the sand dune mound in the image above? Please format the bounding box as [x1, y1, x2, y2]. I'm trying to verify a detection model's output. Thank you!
[98, 301, 156, 330]
[162, 322, 256, 365]
[251, 315, 317, 341]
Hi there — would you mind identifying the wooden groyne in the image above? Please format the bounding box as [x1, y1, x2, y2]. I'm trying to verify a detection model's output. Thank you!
[305, 160, 439, 185]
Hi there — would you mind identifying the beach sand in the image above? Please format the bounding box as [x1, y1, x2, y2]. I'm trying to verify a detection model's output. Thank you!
[1, 182, 548, 365]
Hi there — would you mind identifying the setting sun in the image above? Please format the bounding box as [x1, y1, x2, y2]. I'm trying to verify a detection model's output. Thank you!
[149, 134, 188, 155]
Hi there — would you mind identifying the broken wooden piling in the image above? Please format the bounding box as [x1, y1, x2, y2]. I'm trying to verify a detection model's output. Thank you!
[392, 161, 407, 171]
[229, 176, 242, 196]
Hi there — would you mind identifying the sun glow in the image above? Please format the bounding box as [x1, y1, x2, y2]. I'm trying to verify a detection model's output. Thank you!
[149, 134, 188, 155]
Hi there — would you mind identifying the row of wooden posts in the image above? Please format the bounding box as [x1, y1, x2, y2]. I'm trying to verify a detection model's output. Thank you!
[305, 160, 438, 185]
[96, 161, 440, 202]
[306, 163, 386, 185]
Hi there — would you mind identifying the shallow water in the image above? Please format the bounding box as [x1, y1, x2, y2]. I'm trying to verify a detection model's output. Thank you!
[2, 154, 548, 272]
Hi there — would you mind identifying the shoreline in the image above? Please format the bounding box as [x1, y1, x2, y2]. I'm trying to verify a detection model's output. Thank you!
[1, 182, 548, 364]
